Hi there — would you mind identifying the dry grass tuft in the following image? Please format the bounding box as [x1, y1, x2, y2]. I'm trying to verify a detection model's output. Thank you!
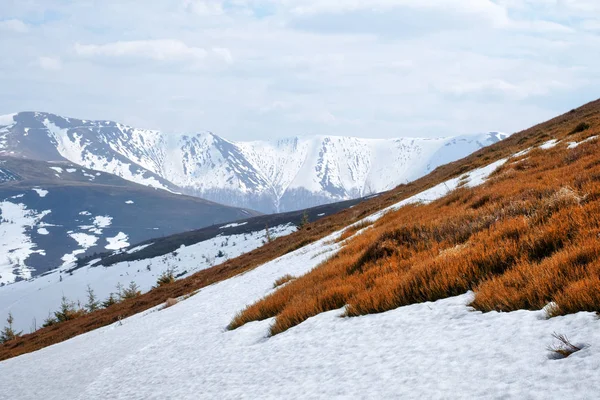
[547, 332, 583, 359]
[273, 274, 296, 288]
[336, 220, 373, 243]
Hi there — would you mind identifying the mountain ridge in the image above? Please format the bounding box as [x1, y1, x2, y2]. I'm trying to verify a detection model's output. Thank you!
[0, 111, 508, 213]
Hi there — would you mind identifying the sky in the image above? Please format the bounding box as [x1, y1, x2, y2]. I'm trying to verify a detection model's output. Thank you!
[1, 0, 599, 141]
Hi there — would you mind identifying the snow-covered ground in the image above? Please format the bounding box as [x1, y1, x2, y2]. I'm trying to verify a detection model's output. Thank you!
[0, 201, 51, 284]
[0, 192, 122, 278]
[0, 224, 296, 333]
[1, 157, 598, 398]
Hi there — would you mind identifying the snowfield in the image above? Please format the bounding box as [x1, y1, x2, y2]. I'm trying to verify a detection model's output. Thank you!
[0, 202, 51, 284]
[0, 224, 296, 333]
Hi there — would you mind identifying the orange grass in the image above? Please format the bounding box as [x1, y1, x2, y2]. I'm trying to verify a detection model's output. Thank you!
[229, 126, 600, 336]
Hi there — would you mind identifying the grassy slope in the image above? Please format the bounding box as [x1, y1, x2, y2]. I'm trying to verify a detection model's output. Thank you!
[229, 101, 600, 336]
[1, 99, 598, 360]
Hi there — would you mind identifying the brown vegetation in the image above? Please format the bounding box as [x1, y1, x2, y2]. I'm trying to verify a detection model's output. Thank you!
[3, 99, 600, 360]
[547, 332, 583, 359]
[229, 102, 600, 336]
[273, 274, 296, 288]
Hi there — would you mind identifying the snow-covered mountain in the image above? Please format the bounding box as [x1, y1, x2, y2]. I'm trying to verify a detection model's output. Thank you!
[0, 112, 508, 213]
[0, 156, 259, 285]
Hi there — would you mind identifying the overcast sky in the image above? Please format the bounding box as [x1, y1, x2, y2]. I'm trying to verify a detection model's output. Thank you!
[1, 1, 599, 140]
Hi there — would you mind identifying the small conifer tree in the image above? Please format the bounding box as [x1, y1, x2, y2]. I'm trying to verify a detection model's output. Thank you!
[0, 312, 22, 343]
[299, 211, 310, 229]
[121, 281, 141, 300]
[265, 224, 272, 243]
[102, 293, 118, 308]
[156, 269, 176, 287]
[85, 285, 100, 312]
[54, 296, 84, 322]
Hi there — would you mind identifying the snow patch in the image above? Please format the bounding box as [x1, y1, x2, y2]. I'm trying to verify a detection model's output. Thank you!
[105, 232, 129, 250]
[126, 243, 153, 254]
[0, 113, 16, 126]
[37, 228, 49, 235]
[32, 188, 49, 198]
[568, 136, 597, 149]
[220, 222, 248, 229]
[540, 139, 559, 149]
[0, 202, 51, 284]
[49, 167, 63, 174]
[125, 200, 134, 204]
[69, 233, 98, 249]
[93, 216, 112, 228]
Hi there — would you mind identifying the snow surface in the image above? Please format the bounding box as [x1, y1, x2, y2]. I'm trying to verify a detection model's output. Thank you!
[0, 224, 296, 333]
[93, 215, 112, 229]
[1, 185, 598, 398]
[0, 202, 51, 284]
[70, 233, 99, 249]
[0, 113, 16, 126]
[540, 139, 559, 149]
[42, 118, 171, 191]
[32, 188, 48, 198]
[49, 166, 63, 173]
[567, 135, 597, 149]
[125, 243, 153, 254]
[105, 232, 130, 250]
[125, 200, 134, 204]
[37, 228, 49, 235]
[220, 222, 248, 229]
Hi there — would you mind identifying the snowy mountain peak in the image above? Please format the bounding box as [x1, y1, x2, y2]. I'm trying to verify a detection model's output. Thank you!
[0, 111, 508, 212]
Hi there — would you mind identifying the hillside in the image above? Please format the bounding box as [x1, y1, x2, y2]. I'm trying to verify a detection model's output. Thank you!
[0, 197, 366, 333]
[0, 112, 507, 212]
[1, 100, 600, 398]
[0, 156, 260, 284]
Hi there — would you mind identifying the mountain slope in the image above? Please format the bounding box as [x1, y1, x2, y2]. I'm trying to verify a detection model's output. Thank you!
[0, 196, 367, 333]
[2, 100, 597, 362]
[0, 156, 259, 284]
[0, 112, 507, 212]
[1, 101, 600, 398]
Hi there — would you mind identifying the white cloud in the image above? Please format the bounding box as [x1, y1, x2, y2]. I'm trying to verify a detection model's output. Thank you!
[0, 19, 28, 33]
[183, 0, 224, 16]
[38, 56, 62, 71]
[212, 47, 233, 64]
[0, 0, 597, 141]
[74, 40, 208, 63]
[284, 0, 509, 25]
